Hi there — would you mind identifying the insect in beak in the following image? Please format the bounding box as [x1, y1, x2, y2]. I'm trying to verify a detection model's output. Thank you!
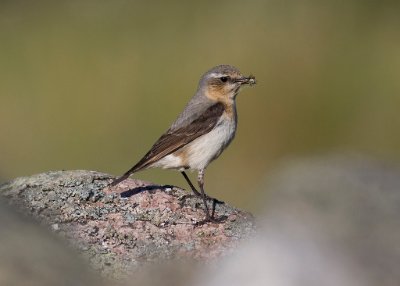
[236, 75, 256, 85]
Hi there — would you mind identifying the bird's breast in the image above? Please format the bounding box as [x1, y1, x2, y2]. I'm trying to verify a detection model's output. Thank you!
[182, 113, 237, 170]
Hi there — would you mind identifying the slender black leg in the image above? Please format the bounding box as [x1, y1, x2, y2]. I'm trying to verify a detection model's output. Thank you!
[181, 171, 202, 197]
[197, 169, 213, 221]
[181, 171, 224, 204]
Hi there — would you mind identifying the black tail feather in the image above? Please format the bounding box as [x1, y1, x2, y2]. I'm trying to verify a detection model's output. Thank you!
[110, 161, 145, 187]
[110, 173, 131, 187]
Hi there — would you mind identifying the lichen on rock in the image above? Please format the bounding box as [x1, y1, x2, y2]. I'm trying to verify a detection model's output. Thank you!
[0, 170, 255, 279]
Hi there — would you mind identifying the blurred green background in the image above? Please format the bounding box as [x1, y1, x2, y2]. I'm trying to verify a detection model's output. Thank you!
[1, 0, 399, 212]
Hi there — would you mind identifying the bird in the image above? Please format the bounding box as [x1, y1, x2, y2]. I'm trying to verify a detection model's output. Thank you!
[111, 64, 256, 221]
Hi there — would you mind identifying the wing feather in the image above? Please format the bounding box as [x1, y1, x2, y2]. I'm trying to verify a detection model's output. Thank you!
[111, 102, 224, 186]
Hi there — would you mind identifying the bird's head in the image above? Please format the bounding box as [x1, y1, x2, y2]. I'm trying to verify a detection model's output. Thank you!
[199, 65, 256, 103]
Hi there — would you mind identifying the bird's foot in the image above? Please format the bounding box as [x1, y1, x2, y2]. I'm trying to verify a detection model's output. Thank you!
[195, 213, 227, 225]
[191, 191, 224, 204]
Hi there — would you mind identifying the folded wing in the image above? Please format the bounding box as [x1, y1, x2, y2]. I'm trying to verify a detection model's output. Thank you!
[111, 102, 224, 186]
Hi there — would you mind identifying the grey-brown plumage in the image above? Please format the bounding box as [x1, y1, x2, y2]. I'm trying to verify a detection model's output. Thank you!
[111, 102, 225, 185]
[112, 65, 256, 221]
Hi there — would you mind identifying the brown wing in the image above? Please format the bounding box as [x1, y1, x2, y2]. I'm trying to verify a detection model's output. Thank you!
[111, 102, 225, 186]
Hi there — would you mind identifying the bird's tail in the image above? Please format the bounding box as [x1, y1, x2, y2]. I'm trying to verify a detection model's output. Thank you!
[110, 173, 131, 187]
[110, 162, 145, 187]
[110, 151, 154, 187]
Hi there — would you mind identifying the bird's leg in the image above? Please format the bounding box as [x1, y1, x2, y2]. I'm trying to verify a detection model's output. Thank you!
[181, 171, 224, 204]
[197, 169, 216, 221]
[181, 171, 202, 197]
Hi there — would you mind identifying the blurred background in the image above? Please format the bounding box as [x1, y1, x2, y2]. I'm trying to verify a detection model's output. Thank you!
[1, 0, 400, 213]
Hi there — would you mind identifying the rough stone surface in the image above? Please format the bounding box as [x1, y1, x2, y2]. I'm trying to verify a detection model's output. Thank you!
[0, 170, 255, 279]
[0, 200, 107, 286]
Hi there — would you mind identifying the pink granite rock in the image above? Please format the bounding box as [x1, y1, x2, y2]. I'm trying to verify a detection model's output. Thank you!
[0, 170, 254, 279]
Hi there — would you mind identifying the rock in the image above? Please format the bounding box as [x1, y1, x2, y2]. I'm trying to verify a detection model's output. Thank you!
[0, 170, 255, 280]
[0, 199, 106, 286]
[199, 155, 400, 286]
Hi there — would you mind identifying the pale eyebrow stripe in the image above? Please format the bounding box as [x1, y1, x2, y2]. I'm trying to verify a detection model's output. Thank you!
[208, 72, 227, 78]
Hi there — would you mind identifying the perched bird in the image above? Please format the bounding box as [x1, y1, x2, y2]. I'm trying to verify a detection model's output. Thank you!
[111, 65, 256, 221]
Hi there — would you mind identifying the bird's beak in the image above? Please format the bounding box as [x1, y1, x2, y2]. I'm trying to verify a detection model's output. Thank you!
[236, 75, 256, 85]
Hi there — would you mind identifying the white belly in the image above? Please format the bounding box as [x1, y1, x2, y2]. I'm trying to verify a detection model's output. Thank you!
[185, 117, 236, 170]
[151, 116, 237, 171]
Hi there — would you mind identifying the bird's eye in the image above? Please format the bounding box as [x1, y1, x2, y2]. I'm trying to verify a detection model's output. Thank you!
[220, 76, 228, 83]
